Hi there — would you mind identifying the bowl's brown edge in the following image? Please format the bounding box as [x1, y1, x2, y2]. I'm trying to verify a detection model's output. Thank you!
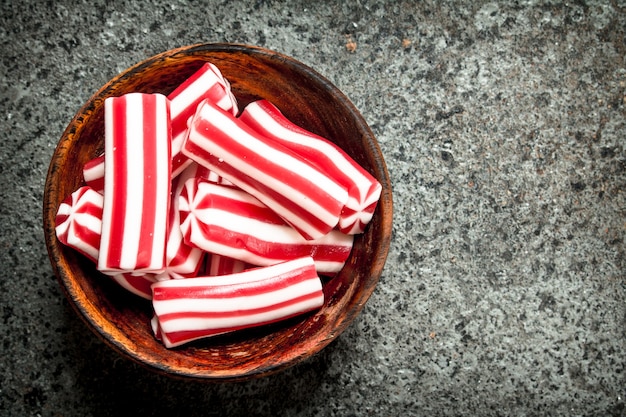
[43, 43, 393, 381]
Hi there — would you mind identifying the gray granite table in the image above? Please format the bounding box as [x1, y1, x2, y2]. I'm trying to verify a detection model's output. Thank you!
[1, 1, 624, 416]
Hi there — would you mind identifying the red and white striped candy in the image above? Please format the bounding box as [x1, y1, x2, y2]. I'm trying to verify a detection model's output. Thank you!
[82, 154, 105, 194]
[98, 93, 171, 275]
[81, 62, 239, 185]
[55, 186, 103, 262]
[178, 178, 353, 275]
[172, 162, 227, 281]
[239, 100, 382, 234]
[182, 99, 349, 240]
[169, 62, 239, 177]
[154, 165, 205, 281]
[55, 186, 159, 299]
[156, 162, 234, 281]
[151, 256, 324, 348]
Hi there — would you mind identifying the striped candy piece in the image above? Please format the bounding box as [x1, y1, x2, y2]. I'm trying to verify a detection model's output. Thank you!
[178, 178, 354, 275]
[55, 186, 103, 262]
[81, 62, 239, 186]
[182, 99, 349, 240]
[82, 154, 105, 194]
[98, 93, 172, 274]
[169, 62, 239, 177]
[205, 254, 249, 276]
[110, 273, 158, 300]
[155, 162, 211, 281]
[151, 256, 324, 348]
[239, 100, 382, 234]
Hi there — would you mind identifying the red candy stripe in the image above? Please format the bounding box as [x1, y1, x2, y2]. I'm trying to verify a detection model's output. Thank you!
[205, 254, 249, 276]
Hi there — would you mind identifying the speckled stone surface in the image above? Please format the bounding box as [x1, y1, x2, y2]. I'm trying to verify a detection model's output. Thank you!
[1, 1, 624, 416]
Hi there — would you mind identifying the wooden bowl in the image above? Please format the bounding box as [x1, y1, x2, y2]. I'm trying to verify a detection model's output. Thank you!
[43, 43, 393, 381]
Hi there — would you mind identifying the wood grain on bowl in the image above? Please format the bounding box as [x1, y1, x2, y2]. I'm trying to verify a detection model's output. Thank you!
[43, 43, 392, 381]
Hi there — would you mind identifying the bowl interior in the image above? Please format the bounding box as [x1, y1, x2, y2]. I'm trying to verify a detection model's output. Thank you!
[43, 43, 392, 381]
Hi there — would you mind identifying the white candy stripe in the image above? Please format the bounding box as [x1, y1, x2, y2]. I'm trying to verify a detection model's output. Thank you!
[206, 254, 247, 276]
[208, 62, 239, 115]
[215, 93, 235, 112]
[119, 94, 144, 271]
[119, 93, 145, 269]
[169, 68, 222, 118]
[82, 155, 104, 181]
[153, 97, 173, 266]
[82, 154, 105, 193]
[171, 130, 194, 178]
[99, 98, 114, 269]
[151, 315, 161, 339]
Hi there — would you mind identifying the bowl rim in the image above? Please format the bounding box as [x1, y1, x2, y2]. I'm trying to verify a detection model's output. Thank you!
[43, 42, 393, 381]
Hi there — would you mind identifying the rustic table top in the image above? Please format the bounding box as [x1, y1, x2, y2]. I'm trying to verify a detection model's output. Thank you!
[1, 1, 624, 416]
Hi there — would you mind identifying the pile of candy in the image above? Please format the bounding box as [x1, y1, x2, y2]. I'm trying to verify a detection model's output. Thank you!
[55, 63, 381, 348]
